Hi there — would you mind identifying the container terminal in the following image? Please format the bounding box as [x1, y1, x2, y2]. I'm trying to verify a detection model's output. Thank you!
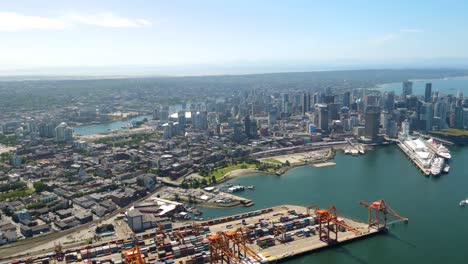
[6, 199, 408, 264]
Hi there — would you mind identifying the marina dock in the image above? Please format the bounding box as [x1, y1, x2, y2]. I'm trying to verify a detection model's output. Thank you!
[396, 140, 432, 175]
[396, 136, 452, 176]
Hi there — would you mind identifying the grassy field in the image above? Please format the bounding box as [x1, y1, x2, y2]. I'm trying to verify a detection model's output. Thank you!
[262, 158, 283, 164]
[431, 128, 468, 136]
[211, 163, 257, 180]
[0, 188, 35, 201]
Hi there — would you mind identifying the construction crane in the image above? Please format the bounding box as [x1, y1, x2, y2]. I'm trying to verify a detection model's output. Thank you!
[123, 233, 145, 264]
[314, 206, 361, 244]
[359, 199, 408, 230]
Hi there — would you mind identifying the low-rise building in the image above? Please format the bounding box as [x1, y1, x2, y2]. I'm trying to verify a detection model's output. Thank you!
[0, 231, 17, 245]
[75, 212, 93, 224]
[20, 224, 50, 238]
[15, 209, 31, 222]
[39, 191, 58, 204]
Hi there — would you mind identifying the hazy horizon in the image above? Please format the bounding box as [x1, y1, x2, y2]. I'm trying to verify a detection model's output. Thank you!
[3, 59, 468, 78]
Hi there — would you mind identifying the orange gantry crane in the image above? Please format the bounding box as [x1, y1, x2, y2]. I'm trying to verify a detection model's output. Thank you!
[314, 206, 361, 244]
[359, 199, 408, 230]
[209, 232, 241, 264]
[209, 228, 262, 264]
[273, 224, 287, 243]
[123, 233, 145, 264]
[226, 228, 263, 263]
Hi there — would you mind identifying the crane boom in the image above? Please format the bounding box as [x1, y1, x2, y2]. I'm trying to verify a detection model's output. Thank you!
[359, 199, 408, 230]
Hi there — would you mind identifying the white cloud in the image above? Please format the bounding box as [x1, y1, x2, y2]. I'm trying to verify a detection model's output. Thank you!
[64, 13, 152, 28]
[0, 12, 151, 32]
[370, 34, 397, 45]
[400, 28, 423, 33]
[0, 12, 69, 31]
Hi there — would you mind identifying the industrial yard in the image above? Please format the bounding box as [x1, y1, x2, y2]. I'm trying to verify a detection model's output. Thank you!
[7, 201, 407, 264]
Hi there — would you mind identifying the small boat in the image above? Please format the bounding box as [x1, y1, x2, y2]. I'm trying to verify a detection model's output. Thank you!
[443, 165, 450, 173]
[193, 209, 203, 216]
[247, 185, 255, 190]
[460, 199, 468, 207]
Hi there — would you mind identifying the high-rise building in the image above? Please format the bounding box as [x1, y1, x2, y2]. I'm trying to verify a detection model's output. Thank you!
[383, 92, 395, 112]
[380, 111, 390, 130]
[152, 108, 160, 120]
[244, 115, 251, 138]
[402, 81, 413, 97]
[425, 83, 432, 102]
[177, 111, 186, 133]
[282, 93, 289, 114]
[324, 95, 335, 104]
[464, 108, 468, 128]
[249, 118, 257, 138]
[420, 103, 434, 131]
[192, 111, 208, 130]
[364, 106, 380, 141]
[387, 120, 398, 137]
[434, 100, 448, 128]
[328, 103, 340, 121]
[343, 92, 351, 108]
[65, 127, 73, 142]
[364, 95, 379, 108]
[454, 106, 464, 129]
[55, 122, 73, 142]
[406, 95, 418, 111]
[401, 119, 411, 138]
[160, 106, 169, 122]
[163, 122, 174, 139]
[301, 93, 310, 115]
[268, 108, 278, 127]
[318, 105, 329, 133]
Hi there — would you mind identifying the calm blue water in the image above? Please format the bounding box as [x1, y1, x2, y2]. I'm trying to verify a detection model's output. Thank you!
[379, 77, 468, 96]
[73, 115, 152, 135]
[199, 145, 468, 264]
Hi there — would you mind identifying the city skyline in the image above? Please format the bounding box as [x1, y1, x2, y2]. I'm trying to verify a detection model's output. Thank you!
[2, 0, 468, 75]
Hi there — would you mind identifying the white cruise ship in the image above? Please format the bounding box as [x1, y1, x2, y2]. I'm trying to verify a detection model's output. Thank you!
[427, 138, 451, 159]
[431, 157, 444, 176]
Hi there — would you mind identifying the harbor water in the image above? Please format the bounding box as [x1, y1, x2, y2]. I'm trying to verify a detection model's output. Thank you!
[379, 77, 468, 96]
[200, 145, 468, 263]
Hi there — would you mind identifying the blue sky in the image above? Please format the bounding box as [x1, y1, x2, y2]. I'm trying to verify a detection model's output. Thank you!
[1, 0, 468, 75]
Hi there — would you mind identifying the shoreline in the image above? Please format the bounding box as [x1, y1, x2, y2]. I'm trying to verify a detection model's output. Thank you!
[217, 148, 338, 184]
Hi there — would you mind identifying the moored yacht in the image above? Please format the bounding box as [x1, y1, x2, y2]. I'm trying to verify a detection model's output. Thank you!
[431, 157, 444, 176]
[427, 138, 451, 159]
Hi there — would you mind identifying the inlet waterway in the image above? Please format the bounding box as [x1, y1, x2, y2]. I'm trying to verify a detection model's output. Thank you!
[73, 115, 153, 136]
[199, 145, 468, 264]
